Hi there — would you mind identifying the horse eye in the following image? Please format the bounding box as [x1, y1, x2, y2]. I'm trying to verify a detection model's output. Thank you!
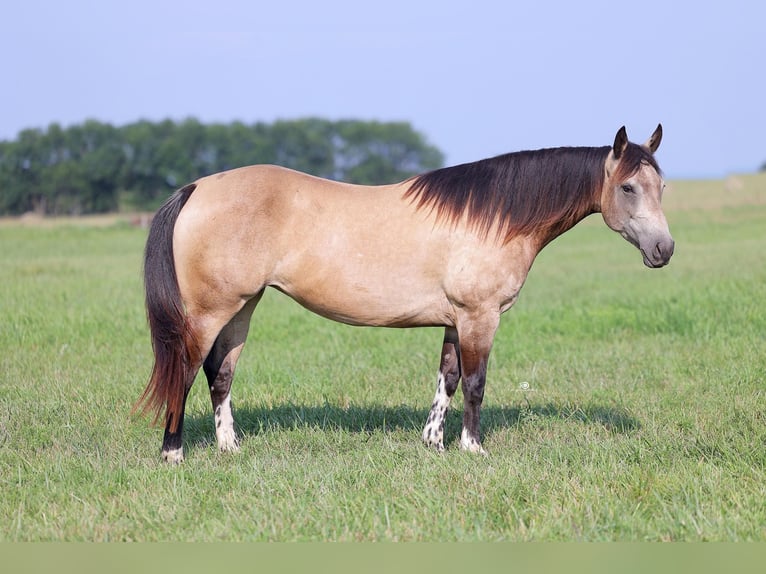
[621, 184, 634, 194]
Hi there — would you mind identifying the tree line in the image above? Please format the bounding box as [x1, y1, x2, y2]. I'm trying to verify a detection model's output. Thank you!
[0, 118, 445, 216]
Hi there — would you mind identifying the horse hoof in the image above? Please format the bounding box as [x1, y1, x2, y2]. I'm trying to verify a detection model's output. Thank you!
[161, 447, 184, 464]
[459, 430, 488, 456]
[217, 429, 240, 453]
[218, 441, 241, 454]
[424, 441, 446, 453]
[422, 432, 445, 453]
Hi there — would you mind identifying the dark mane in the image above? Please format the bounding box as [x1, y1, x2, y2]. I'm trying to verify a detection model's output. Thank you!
[404, 146, 611, 241]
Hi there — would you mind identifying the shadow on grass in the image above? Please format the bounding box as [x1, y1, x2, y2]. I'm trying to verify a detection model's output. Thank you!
[183, 400, 641, 451]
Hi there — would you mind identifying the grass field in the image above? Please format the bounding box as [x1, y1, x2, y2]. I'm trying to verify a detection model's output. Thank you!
[1, 174, 764, 541]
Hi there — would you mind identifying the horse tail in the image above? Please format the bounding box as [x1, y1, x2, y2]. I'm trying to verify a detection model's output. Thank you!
[133, 183, 198, 433]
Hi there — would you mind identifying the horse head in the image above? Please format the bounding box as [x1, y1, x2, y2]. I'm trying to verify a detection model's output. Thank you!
[601, 124, 674, 268]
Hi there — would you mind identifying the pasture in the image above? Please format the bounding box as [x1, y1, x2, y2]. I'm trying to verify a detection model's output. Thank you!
[1, 174, 764, 541]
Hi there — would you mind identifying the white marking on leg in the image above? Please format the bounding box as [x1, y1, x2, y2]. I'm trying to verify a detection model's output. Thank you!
[460, 428, 487, 456]
[162, 447, 184, 464]
[215, 394, 240, 453]
[422, 372, 451, 452]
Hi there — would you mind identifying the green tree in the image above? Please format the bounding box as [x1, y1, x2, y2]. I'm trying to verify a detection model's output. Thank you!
[75, 120, 124, 212]
[120, 120, 177, 205]
[10, 128, 48, 214]
[333, 120, 443, 184]
[270, 118, 336, 177]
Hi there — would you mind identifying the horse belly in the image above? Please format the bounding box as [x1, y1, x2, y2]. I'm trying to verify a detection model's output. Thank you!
[273, 254, 452, 328]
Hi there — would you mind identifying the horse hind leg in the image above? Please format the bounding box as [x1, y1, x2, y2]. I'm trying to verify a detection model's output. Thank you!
[160, 350, 205, 464]
[159, 318, 221, 463]
[203, 291, 263, 453]
[161, 386, 193, 464]
[422, 327, 461, 452]
[159, 296, 258, 463]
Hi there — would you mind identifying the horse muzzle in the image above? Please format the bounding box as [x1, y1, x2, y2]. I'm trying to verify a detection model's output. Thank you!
[641, 236, 675, 268]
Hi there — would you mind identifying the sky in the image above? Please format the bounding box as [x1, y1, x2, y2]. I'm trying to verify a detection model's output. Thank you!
[2, 0, 764, 178]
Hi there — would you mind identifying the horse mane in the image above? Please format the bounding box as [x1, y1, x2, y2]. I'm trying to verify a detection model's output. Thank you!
[405, 145, 616, 242]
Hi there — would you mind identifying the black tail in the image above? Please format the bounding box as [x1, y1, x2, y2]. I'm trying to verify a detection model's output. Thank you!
[133, 183, 197, 433]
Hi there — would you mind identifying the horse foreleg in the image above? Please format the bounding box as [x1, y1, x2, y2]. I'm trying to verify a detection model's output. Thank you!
[422, 327, 461, 452]
[203, 293, 262, 453]
[456, 313, 499, 455]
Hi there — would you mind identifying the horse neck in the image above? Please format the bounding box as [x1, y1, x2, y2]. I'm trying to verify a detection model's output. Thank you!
[531, 171, 603, 250]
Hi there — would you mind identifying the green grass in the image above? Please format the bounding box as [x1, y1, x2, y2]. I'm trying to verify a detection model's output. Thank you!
[1, 175, 765, 541]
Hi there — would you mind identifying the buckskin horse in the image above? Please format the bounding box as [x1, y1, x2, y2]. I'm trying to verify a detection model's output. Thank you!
[135, 125, 673, 462]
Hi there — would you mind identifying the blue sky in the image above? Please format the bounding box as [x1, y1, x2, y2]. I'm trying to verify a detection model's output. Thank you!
[2, 0, 763, 178]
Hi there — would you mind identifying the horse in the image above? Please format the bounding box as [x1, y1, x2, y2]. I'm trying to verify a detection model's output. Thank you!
[134, 125, 674, 463]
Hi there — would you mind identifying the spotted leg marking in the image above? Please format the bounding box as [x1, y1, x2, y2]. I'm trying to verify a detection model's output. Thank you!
[423, 373, 451, 451]
[422, 327, 461, 452]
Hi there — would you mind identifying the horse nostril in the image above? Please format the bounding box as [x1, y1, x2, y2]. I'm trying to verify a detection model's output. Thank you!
[655, 239, 675, 262]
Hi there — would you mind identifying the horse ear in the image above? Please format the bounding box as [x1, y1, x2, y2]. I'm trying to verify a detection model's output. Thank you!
[613, 126, 628, 160]
[644, 123, 663, 154]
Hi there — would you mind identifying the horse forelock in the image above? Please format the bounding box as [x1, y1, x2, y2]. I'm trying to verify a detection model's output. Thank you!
[613, 142, 663, 181]
[404, 146, 609, 242]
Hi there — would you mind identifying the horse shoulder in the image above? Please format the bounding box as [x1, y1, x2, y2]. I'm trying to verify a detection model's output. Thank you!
[442, 234, 538, 315]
